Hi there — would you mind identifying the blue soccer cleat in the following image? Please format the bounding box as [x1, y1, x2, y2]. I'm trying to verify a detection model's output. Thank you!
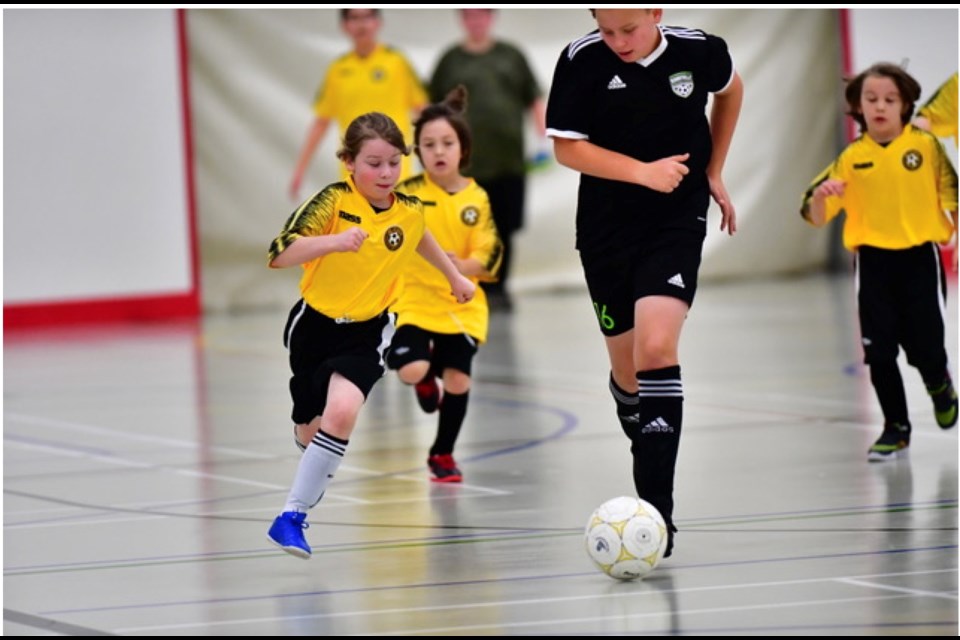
[267, 511, 311, 559]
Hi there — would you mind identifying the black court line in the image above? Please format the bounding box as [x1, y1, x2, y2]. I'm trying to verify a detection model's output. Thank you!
[3, 608, 114, 636]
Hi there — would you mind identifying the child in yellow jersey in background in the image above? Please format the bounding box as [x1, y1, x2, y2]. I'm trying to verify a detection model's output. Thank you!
[914, 72, 958, 146]
[267, 112, 475, 559]
[801, 63, 958, 462]
[389, 86, 503, 482]
[288, 9, 428, 200]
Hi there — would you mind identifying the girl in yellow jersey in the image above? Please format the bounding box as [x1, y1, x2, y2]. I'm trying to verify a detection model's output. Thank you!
[389, 87, 503, 482]
[802, 63, 958, 462]
[267, 112, 475, 559]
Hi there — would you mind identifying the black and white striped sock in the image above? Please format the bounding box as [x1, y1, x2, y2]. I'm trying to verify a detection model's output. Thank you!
[632, 365, 683, 526]
[284, 429, 348, 512]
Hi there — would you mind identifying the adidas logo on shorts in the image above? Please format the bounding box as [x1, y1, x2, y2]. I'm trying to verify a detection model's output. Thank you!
[668, 273, 685, 288]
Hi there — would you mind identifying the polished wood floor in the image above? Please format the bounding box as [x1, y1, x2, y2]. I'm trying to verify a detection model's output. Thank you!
[5, 275, 957, 635]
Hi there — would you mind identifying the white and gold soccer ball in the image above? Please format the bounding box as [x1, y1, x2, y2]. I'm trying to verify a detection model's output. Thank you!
[585, 496, 668, 580]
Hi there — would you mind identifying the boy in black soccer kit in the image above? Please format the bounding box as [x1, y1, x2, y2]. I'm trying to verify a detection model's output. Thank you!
[547, 9, 743, 557]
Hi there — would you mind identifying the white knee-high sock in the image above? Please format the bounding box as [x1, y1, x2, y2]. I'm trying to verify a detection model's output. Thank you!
[283, 429, 347, 513]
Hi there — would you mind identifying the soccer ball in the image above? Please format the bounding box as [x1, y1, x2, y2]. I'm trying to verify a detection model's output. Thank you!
[585, 496, 668, 580]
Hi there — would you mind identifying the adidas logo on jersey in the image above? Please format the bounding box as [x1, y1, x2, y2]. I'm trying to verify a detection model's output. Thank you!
[641, 416, 674, 434]
[607, 75, 627, 90]
[668, 273, 685, 288]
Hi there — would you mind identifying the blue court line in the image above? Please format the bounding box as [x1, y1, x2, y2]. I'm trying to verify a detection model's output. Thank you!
[39, 544, 957, 616]
[5, 527, 556, 573]
[461, 397, 580, 462]
[6, 493, 954, 574]
[5, 489, 283, 529]
[3, 394, 580, 526]
[326, 394, 580, 485]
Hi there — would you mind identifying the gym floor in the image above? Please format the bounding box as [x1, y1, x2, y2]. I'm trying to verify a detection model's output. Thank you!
[5, 274, 957, 635]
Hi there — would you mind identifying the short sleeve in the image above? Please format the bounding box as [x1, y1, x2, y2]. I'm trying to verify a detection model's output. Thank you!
[398, 52, 429, 111]
[546, 43, 593, 141]
[312, 65, 336, 119]
[268, 187, 339, 263]
[704, 34, 735, 94]
[467, 189, 503, 279]
[800, 158, 844, 224]
[933, 136, 959, 211]
[919, 73, 958, 142]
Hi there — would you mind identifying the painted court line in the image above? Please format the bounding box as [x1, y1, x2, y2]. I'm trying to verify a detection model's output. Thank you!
[837, 577, 958, 600]
[6, 412, 274, 459]
[3, 439, 291, 492]
[114, 568, 956, 633]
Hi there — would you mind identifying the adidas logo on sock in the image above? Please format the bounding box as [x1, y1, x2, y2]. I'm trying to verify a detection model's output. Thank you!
[641, 416, 674, 434]
[667, 273, 685, 288]
[607, 75, 627, 90]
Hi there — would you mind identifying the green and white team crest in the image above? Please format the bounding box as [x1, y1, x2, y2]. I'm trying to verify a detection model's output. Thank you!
[669, 71, 694, 98]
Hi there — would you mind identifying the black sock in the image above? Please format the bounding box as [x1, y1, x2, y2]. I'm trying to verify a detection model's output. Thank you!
[430, 391, 468, 456]
[869, 361, 909, 426]
[919, 367, 953, 394]
[632, 366, 683, 526]
[609, 373, 639, 440]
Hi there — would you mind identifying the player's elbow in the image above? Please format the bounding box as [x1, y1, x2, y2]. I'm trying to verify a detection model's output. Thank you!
[269, 251, 296, 269]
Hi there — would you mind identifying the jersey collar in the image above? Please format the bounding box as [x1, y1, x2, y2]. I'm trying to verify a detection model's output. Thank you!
[636, 25, 668, 68]
[352, 43, 385, 63]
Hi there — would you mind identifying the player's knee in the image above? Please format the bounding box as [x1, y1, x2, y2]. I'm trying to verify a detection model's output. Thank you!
[398, 360, 430, 385]
[319, 401, 361, 436]
[320, 385, 364, 436]
[443, 369, 471, 394]
[635, 335, 679, 370]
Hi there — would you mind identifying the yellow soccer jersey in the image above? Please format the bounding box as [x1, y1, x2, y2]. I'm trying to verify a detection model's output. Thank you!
[801, 125, 958, 250]
[918, 72, 958, 146]
[313, 44, 428, 179]
[392, 174, 502, 343]
[269, 176, 426, 322]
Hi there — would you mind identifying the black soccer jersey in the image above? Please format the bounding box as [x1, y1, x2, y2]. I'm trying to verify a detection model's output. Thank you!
[546, 25, 734, 255]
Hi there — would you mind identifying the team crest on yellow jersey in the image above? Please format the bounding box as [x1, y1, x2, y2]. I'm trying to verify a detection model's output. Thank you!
[461, 206, 480, 226]
[669, 71, 694, 98]
[902, 149, 923, 171]
[384, 226, 404, 251]
[371, 67, 386, 82]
